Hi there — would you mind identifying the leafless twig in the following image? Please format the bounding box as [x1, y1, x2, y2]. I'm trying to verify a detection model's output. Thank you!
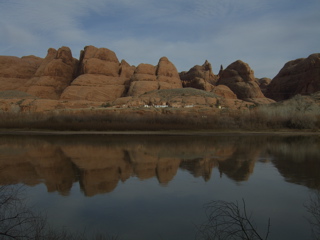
[196, 199, 270, 240]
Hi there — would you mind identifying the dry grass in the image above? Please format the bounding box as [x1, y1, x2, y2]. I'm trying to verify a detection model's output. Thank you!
[0, 94, 319, 131]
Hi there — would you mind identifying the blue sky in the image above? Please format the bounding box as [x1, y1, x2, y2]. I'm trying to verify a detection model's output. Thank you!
[0, 0, 319, 78]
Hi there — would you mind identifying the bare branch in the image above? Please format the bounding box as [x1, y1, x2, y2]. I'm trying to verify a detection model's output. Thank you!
[196, 199, 271, 240]
[305, 189, 320, 240]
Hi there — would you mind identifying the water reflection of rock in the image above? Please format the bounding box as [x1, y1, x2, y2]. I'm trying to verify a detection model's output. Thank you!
[217, 138, 265, 182]
[0, 134, 319, 196]
[267, 136, 320, 189]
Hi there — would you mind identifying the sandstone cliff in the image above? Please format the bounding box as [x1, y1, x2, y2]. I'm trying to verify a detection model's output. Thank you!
[266, 53, 320, 101]
[0, 55, 42, 91]
[217, 60, 265, 100]
[61, 46, 134, 102]
[0, 46, 319, 113]
[25, 47, 78, 99]
[180, 60, 217, 90]
[127, 57, 182, 96]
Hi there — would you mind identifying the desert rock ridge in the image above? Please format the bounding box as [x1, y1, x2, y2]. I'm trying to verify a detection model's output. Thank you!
[0, 46, 319, 113]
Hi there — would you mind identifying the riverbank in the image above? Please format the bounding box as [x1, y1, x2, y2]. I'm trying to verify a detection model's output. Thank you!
[0, 128, 319, 136]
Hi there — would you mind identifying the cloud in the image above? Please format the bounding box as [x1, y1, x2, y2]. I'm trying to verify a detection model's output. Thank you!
[0, 0, 319, 78]
[0, 0, 107, 56]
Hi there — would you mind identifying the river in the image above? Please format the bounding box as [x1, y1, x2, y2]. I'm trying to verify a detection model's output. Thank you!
[0, 133, 319, 239]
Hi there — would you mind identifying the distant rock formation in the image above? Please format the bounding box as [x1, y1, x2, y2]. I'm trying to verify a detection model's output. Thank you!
[0, 45, 318, 113]
[180, 60, 217, 91]
[61, 46, 134, 102]
[257, 77, 271, 94]
[0, 55, 42, 91]
[211, 85, 237, 99]
[25, 47, 78, 99]
[217, 60, 265, 100]
[266, 53, 320, 101]
[127, 57, 182, 96]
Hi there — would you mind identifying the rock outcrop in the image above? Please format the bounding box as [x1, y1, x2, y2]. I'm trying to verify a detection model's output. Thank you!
[25, 47, 78, 99]
[127, 57, 182, 96]
[217, 60, 265, 100]
[1, 45, 317, 114]
[180, 60, 217, 91]
[257, 78, 271, 94]
[0, 55, 42, 92]
[211, 85, 237, 99]
[61, 46, 134, 102]
[265, 53, 320, 101]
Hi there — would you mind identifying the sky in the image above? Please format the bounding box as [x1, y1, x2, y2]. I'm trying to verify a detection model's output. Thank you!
[0, 0, 319, 78]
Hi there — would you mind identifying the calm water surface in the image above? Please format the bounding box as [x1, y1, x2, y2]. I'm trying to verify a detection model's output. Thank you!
[0, 134, 319, 240]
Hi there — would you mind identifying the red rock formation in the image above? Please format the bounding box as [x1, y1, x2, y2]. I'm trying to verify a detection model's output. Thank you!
[61, 46, 134, 102]
[119, 59, 135, 79]
[257, 77, 271, 94]
[127, 57, 182, 96]
[211, 85, 237, 99]
[180, 60, 217, 90]
[0, 55, 42, 92]
[25, 47, 78, 99]
[265, 53, 320, 101]
[217, 60, 265, 100]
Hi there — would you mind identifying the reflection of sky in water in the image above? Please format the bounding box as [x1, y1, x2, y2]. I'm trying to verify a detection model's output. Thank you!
[26, 161, 312, 240]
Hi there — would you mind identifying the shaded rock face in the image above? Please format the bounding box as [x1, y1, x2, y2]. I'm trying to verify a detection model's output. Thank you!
[127, 57, 182, 96]
[180, 60, 217, 90]
[257, 78, 271, 94]
[25, 47, 78, 99]
[0, 55, 43, 92]
[265, 53, 320, 101]
[61, 46, 135, 102]
[217, 60, 265, 100]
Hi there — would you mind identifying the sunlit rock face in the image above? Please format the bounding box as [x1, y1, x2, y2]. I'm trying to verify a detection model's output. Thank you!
[25, 47, 78, 99]
[180, 60, 217, 91]
[0, 46, 319, 114]
[266, 53, 320, 101]
[211, 85, 237, 99]
[127, 57, 183, 97]
[0, 55, 42, 92]
[61, 46, 134, 102]
[217, 60, 265, 100]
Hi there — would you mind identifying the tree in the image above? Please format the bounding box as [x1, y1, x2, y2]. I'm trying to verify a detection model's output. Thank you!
[196, 199, 270, 240]
[0, 185, 119, 240]
[0, 185, 46, 239]
[305, 189, 320, 240]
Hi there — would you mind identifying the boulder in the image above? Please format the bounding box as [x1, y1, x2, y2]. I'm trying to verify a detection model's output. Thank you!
[217, 60, 265, 100]
[127, 57, 182, 96]
[26, 47, 78, 99]
[265, 53, 320, 101]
